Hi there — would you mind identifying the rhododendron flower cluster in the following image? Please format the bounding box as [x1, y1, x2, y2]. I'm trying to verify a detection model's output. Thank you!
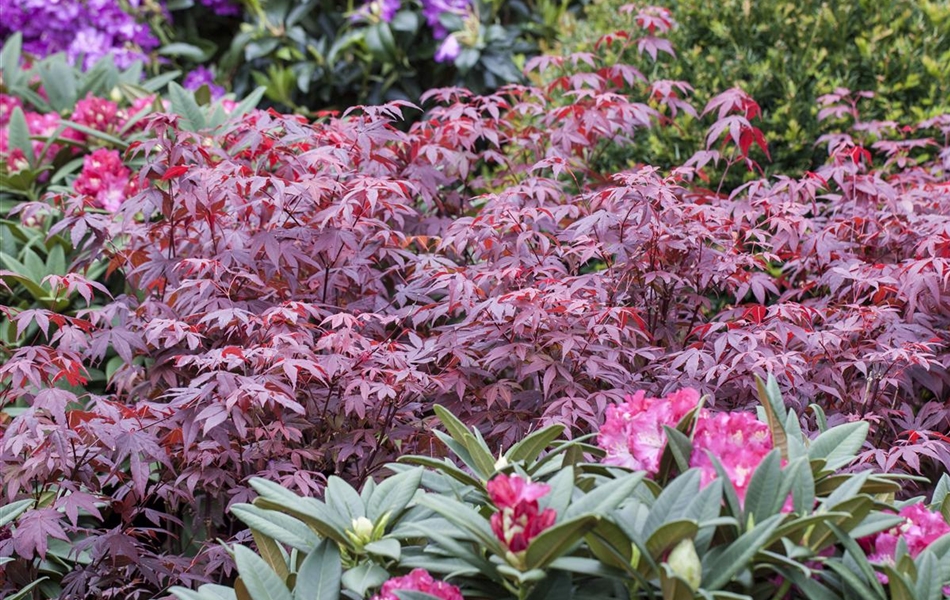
[598, 388, 778, 502]
[183, 66, 226, 100]
[487, 473, 556, 553]
[598, 388, 700, 473]
[0, 0, 159, 69]
[866, 502, 950, 569]
[689, 411, 773, 501]
[351, 0, 401, 24]
[372, 568, 463, 600]
[73, 148, 136, 212]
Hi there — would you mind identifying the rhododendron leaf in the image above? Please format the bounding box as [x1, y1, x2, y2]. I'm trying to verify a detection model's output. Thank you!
[251, 528, 289, 581]
[657, 425, 692, 481]
[294, 539, 341, 600]
[169, 82, 207, 131]
[233, 504, 320, 552]
[59, 119, 129, 148]
[432, 405, 473, 449]
[782, 457, 815, 516]
[506, 424, 566, 465]
[809, 497, 873, 552]
[397, 456, 481, 489]
[233, 545, 293, 600]
[809, 404, 829, 433]
[367, 467, 422, 523]
[824, 522, 885, 598]
[462, 432, 497, 480]
[431, 431, 484, 480]
[365, 538, 401, 561]
[418, 494, 507, 556]
[706, 455, 742, 522]
[7, 107, 35, 165]
[539, 466, 575, 517]
[646, 520, 699, 561]
[755, 374, 788, 461]
[36, 56, 77, 113]
[326, 476, 365, 523]
[0, 498, 31, 527]
[565, 471, 644, 520]
[644, 470, 702, 535]
[702, 513, 784, 589]
[586, 519, 637, 572]
[393, 592, 450, 600]
[742, 450, 783, 524]
[341, 561, 390, 597]
[229, 87, 267, 120]
[0, 33, 23, 88]
[659, 564, 695, 600]
[881, 565, 916, 600]
[402, 522, 500, 579]
[525, 514, 599, 570]
[808, 422, 869, 472]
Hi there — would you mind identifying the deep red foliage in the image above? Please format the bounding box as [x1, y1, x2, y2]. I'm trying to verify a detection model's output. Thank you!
[2, 16, 949, 594]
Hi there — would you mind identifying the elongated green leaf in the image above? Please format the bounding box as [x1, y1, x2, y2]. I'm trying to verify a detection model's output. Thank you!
[702, 513, 784, 589]
[168, 81, 207, 131]
[506, 424, 565, 465]
[565, 471, 644, 520]
[659, 564, 696, 600]
[397, 455, 481, 488]
[59, 120, 128, 148]
[233, 545, 293, 600]
[8, 107, 35, 164]
[808, 422, 869, 471]
[251, 529, 289, 581]
[525, 515, 599, 570]
[341, 561, 389, 596]
[742, 450, 783, 523]
[364, 537, 401, 561]
[294, 539, 341, 600]
[6, 578, 48, 600]
[37, 56, 77, 111]
[232, 504, 321, 551]
[417, 494, 506, 556]
[756, 374, 788, 460]
[228, 86, 266, 119]
[646, 520, 699, 561]
[366, 467, 421, 523]
[326, 476, 364, 524]
[0, 33, 23, 87]
[0, 498, 32, 526]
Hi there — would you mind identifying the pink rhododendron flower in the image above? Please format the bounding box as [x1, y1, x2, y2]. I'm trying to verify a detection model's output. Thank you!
[0, 93, 22, 126]
[70, 94, 121, 140]
[866, 502, 950, 572]
[690, 411, 772, 502]
[372, 568, 463, 600]
[73, 148, 134, 212]
[598, 388, 699, 473]
[488, 473, 556, 553]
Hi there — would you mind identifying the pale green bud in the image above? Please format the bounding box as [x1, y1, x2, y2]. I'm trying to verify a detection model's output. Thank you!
[667, 538, 702, 591]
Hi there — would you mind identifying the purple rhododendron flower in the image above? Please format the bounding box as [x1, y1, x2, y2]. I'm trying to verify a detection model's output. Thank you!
[434, 35, 461, 63]
[198, 0, 240, 17]
[350, 0, 401, 23]
[1, 0, 159, 70]
[372, 569, 463, 600]
[421, 0, 471, 39]
[183, 66, 226, 100]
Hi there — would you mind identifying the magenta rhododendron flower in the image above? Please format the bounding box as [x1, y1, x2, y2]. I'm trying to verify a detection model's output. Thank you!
[866, 502, 950, 570]
[488, 473, 556, 553]
[690, 411, 772, 501]
[0, 94, 22, 126]
[597, 388, 699, 473]
[183, 66, 227, 100]
[372, 568, 463, 600]
[73, 148, 135, 212]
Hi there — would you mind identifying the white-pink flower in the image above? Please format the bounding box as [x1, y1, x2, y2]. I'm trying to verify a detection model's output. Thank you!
[689, 411, 772, 502]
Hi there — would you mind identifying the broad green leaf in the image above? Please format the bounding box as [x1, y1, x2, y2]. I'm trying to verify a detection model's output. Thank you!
[168, 81, 207, 131]
[294, 539, 341, 600]
[646, 520, 699, 561]
[6, 578, 48, 600]
[914, 551, 943, 600]
[506, 424, 565, 465]
[702, 513, 784, 589]
[0, 33, 23, 87]
[37, 56, 77, 112]
[8, 107, 35, 164]
[417, 494, 507, 556]
[341, 561, 389, 596]
[231, 504, 321, 551]
[228, 86, 266, 119]
[808, 422, 869, 471]
[525, 514, 599, 570]
[0, 498, 32, 526]
[364, 537, 401, 561]
[396, 455, 481, 488]
[742, 450, 783, 523]
[59, 120, 129, 148]
[326, 476, 365, 524]
[367, 466, 421, 523]
[233, 545, 293, 600]
[755, 374, 788, 460]
[565, 471, 644, 520]
[251, 528, 289, 581]
[660, 564, 696, 600]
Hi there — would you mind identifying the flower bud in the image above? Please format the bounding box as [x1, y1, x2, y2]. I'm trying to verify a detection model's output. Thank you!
[351, 516, 374, 543]
[667, 538, 701, 591]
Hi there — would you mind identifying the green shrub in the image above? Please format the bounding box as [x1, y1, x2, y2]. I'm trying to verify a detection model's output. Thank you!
[557, 0, 950, 179]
